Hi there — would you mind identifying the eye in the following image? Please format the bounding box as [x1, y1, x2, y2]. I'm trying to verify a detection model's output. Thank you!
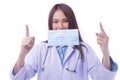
[63, 19, 69, 23]
[52, 20, 58, 23]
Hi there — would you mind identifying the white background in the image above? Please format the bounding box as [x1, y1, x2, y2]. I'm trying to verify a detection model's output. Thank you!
[0, 0, 119, 80]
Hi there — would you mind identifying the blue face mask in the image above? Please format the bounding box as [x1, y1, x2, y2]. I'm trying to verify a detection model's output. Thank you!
[48, 29, 79, 46]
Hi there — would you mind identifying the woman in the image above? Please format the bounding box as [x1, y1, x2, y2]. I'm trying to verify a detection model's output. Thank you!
[10, 3, 118, 80]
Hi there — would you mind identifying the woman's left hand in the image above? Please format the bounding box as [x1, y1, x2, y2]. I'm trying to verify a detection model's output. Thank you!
[96, 22, 110, 56]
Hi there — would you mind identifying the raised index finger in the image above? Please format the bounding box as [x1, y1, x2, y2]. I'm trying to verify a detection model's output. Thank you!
[100, 22, 106, 35]
[25, 24, 29, 37]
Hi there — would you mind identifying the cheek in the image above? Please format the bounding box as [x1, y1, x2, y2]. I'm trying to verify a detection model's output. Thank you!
[52, 24, 57, 30]
[52, 23, 69, 30]
[64, 23, 69, 29]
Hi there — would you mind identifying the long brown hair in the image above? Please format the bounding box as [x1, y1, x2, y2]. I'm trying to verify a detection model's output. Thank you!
[48, 3, 84, 58]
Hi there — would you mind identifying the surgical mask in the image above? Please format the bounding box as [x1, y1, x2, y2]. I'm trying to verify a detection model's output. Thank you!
[48, 29, 79, 46]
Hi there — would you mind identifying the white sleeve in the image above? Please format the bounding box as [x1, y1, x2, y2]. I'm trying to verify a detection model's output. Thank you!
[85, 44, 117, 80]
[10, 64, 28, 80]
[10, 43, 42, 80]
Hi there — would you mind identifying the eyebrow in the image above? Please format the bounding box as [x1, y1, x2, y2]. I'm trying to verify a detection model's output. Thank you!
[52, 19, 58, 20]
[52, 18, 68, 20]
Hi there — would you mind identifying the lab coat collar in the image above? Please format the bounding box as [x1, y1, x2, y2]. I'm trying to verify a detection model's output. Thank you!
[48, 45, 76, 65]
[63, 45, 75, 64]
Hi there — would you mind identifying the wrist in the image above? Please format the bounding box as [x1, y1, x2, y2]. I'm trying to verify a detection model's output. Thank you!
[103, 49, 110, 57]
[16, 53, 26, 67]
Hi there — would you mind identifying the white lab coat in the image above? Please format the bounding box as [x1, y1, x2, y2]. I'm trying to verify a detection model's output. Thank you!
[10, 42, 117, 80]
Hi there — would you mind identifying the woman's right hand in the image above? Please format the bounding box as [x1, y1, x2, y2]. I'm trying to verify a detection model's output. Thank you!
[20, 25, 35, 56]
[14, 25, 35, 74]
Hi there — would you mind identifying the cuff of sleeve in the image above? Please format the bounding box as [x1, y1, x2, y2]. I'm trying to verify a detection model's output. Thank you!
[109, 56, 118, 71]
[10, 64, 26, 80]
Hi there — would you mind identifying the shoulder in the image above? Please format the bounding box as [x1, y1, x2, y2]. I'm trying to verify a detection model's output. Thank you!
[80, 42, 92, 50]
[80, 42, 99, 63]
[33, 41, 48, 51]
[80, 41, 95, 55]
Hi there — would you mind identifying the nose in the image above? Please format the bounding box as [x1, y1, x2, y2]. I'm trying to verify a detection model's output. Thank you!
[58, 22, 64, 29]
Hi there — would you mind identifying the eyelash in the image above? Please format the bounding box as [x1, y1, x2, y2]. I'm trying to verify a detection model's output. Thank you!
[64, 20, 68, 22]
[52, 20, 68, 23]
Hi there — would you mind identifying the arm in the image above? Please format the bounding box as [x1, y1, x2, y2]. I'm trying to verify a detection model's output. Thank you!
[86, 43, 117, 80]
[96, 22, 110, 70]
[13, 25, 35, 74]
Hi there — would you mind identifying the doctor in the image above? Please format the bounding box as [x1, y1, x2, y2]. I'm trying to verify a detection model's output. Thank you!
[10, 3, 118, 80]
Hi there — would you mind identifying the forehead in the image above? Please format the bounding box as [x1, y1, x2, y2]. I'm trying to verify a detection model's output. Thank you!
[53, 9, 66, 19]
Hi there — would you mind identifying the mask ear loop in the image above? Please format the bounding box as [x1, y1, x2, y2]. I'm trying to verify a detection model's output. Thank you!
[40, 45, 49, 71]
